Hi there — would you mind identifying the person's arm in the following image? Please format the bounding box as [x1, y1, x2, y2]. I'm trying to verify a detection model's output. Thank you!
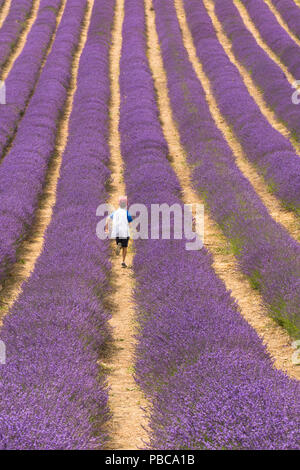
[105, 217, 109, 233]
[105, 213, 114, 232]
[127, 211, 133, 223]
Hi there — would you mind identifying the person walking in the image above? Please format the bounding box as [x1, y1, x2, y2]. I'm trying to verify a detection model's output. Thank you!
[105, 196, 133, 268]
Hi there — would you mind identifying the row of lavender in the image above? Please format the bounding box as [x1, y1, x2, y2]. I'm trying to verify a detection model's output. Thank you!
[0, 0, 34, 73]
[0, 0, 114, 449]
[0, 0, 85, 281]
[154, 0, 300, 336]
[239, 0, 300, 79]
[271, 0, 300, 39]
[0, 0, 64, 162]
[120, 0, 300, 449]
[213, 0, 300, 145]
[184, 0, 300, 216]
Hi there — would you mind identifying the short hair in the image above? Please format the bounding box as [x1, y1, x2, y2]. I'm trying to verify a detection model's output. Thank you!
[119, 196, 127, 208]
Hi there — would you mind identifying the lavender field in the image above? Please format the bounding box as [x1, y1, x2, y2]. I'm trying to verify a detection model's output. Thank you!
[0, 0, 299, 451]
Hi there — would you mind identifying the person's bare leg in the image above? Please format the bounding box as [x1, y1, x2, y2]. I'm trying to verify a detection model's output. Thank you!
[122, 247, 127, 263]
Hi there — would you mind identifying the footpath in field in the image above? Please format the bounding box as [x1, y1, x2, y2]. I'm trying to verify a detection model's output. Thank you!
[145, 0, 300, 381]
[0, 1, 93, 320]
[175, 0, 299, 243]
[0, 0, 40, 82]
[0, 0, 11, 29]
[105, 0, 149, 450]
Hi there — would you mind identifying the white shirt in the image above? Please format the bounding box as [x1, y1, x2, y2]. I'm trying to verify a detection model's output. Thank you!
[110, 208, 130, 239]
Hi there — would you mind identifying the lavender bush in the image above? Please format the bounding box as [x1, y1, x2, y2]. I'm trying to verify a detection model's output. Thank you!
[0, 0, 63, 161]
[153, 0, 300, 336]
[0, 0, 34, 72]
[214, 0, 300, 143]
[183, 0, 300, 215]
[119, 0, 300, 449]
[0, 0, 114, 449]
[0, 0, 87, 280]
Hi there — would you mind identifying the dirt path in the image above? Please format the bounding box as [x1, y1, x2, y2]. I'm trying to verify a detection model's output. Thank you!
[0, 0, 41, 82]
[263, 0, 300, 49]
[0, 0, 11, 29]
[175, 0, 299, 242]
[104, 0, 149, 450]
[145, 0, 300, 381]
[203, 0, 300, 157]
[0, 0, 94, 322]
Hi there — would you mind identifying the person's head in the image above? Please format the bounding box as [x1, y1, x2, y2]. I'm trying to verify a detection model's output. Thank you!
[119, 195, 127, 209]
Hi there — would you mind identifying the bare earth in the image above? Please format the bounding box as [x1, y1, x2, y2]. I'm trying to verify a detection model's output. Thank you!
[0, 0, 11, 31]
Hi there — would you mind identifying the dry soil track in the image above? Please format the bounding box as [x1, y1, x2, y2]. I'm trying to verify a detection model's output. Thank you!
[104, 0, 149, 450]
[0, 0, 11, 30]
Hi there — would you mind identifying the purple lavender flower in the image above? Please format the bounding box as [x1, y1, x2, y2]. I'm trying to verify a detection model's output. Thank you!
[0, 0, 114, 449]
[0, 0, 87, 279]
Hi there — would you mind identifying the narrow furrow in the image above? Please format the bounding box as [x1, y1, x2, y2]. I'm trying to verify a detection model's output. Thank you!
[0, 1, 92, 319]
[0, 0, 40, 81]
[175, 0, 299, 242]
[264, 0, 300, 50]
[204, 1, 300, 157]
[0, 0, 11, 30]
[105, 0, 149, 450]
[146, 0, 300, 380]
[233, 0, 295, 85]
[0, 0, 66, 165]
